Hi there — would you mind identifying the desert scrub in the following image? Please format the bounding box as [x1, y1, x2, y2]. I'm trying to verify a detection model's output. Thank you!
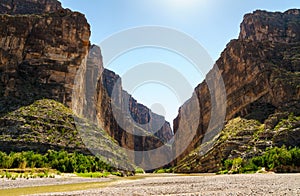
[274, 113, 300, 131]
[220, 146, 300, 174]
[219, 117, 261, 143]
[135, 167, 145, 174]
[153, 168, 173, 173]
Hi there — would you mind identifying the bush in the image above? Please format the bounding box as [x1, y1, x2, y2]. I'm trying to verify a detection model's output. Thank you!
[111, 171, 123, 177]
[153, 168, 172, 173]
[223, 159, 233, 170]
[135, 167, 145, 174]
[251, 156, 264, 167]
[231, 157, 244, 173]
[76, 172, 104, 178]
[154, 169, 166, 173]
[0, 152, 13, 169]
[0, 150, 114, 174]
[221, 146, 300, 174]
[290, 147, 300, 166]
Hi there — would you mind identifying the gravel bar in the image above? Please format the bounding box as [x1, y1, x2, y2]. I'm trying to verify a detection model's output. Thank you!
[0, 176, 111, 190]
[27, 173, 300, 195]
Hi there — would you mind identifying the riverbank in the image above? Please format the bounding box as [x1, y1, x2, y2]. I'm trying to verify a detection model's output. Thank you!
[2, 173, 300, 195]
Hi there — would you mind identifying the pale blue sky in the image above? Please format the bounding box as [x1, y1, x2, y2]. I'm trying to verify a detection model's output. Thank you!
[59, 0, 299, 126]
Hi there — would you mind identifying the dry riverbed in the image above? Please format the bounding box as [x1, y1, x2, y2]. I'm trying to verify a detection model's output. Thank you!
[2, 173, 300, 195]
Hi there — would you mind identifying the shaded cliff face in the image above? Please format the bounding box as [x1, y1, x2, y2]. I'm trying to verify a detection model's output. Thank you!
[173, 9, 300, 172]
[0, 0, 62, 15]
[101, 68, 173, 143]
[0, 7, 91, 113]
[97, 69, 173, 169]
[78, 46, 173, 169]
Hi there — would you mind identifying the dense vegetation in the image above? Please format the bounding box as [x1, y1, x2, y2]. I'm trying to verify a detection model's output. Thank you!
[0, 150, 114, 173]
[0, 99, 135, 172]
[220, 146, 300, 174]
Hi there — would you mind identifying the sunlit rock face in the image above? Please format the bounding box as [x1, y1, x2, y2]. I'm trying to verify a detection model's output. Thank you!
[173, 9, 300, 172]
[0, 5, 91, 112]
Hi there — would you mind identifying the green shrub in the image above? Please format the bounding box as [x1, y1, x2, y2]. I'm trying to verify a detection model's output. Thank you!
[290, 147, 300, 166]
[231, 157, 244, 173]
[0, 152, 13, 168]
[0, 150, 114, 174]
[224, 159, 233, 170]
[251, 156, 264, 167]
[154, 169, 167, 173]
[5, 172, 12, 179]
[135, 167, 145, 174]
[217, 169, 228, 175]
[76, 172, 104, 178]
[111, 171, 123, 177]
[221, 146, 300, 174]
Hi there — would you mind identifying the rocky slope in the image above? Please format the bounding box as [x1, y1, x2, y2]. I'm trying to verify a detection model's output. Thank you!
[173, 9, 300, 172]
[0, 99, 135, 170]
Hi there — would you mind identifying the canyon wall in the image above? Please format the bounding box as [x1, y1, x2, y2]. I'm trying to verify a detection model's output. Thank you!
[173, 9, 300, 172]
[79, 46, 173, 169]
[0, 0, 173, 170]
[0, 7, 90, 114]
[0, 0, 62, 15]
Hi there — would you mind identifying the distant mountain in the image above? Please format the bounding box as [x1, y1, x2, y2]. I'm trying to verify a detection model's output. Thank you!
[173, 9, 300, 172]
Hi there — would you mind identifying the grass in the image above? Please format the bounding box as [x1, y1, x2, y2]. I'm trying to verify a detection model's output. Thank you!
[0, 169, 57, 180]
[76, 172, 110, 178]
[0, 181, 115, 196]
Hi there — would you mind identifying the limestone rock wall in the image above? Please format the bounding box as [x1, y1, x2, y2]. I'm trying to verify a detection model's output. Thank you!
[173, 9, 300, 171]
[0, 8, 91, 114]
[0, 0, 62, 15]
[0, 0, 173, 170]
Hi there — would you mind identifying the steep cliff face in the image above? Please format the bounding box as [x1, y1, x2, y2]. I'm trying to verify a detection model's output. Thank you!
[0, 7, 91, 113]
[100, 68, 173, 144]
[78, 46, 173, 169]
[0, 0, 173, 170]
[173, 9, 300, 172]
[0, 0, 62, 15]
[239, 9, 300, 43]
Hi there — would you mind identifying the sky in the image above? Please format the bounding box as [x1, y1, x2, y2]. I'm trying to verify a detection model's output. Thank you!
[59, 0, 299, 127]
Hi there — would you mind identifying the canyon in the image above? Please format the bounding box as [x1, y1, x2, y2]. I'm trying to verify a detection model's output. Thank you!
[0, 0, 299, 173]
